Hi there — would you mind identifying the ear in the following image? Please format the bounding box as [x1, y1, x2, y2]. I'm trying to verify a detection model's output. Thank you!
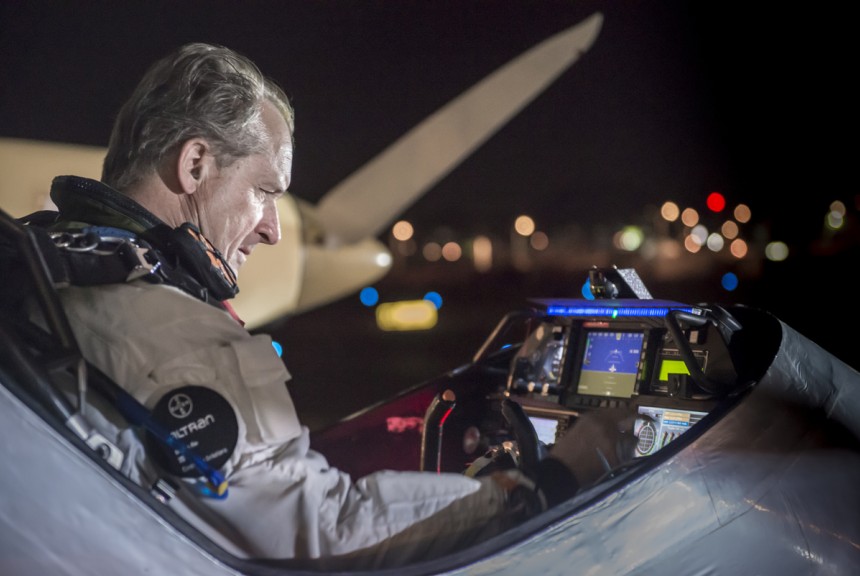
[175, 138, 213, 195]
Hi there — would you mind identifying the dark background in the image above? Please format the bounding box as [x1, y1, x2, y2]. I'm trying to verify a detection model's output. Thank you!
[2, 1, 855, 428]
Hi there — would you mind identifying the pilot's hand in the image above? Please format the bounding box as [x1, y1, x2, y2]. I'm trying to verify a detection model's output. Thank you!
[547, 407, 639, 490]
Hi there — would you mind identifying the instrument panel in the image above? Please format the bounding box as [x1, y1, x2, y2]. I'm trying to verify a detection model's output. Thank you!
[503, 298, 734, 451]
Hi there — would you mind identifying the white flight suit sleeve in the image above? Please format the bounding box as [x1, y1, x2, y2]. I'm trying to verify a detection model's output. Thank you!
[59, 282, 511, 566]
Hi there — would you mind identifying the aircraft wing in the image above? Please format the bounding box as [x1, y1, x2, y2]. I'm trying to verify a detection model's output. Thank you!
[0, 13, 604, 329]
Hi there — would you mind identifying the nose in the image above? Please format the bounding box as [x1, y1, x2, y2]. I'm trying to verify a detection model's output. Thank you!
[257, 200, 282, 245]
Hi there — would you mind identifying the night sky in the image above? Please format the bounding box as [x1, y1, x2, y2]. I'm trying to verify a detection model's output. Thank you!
[2, 2, 856, 422]
[2, 1, 851, 239]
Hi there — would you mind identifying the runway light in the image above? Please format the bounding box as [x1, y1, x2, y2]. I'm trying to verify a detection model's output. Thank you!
[765, 241, 789, 262]
[392, 220, 414, 241]
[359, 287, 379, 306]
[830, 200, 846, 216]
[721, 220, 739, 239]
[706, 232, 724, 252]
[690, 225, 708, 246]
[514, 215, 535, 236]
[730, 238, 748, 258]
[442, 241, 462, 261]
[472, 235, 493, 272]
[423, 291, 443, 309]
[376, 300, 438, 331]
[660, 201, 680, 222]
[681, 207, 699, 227]
[423, 242, 442, 261]
[376, 252, 392, 267]
[684, 235, 702, 253]
[706, 192, 726, 212]
[721, 272, 739, 291]
[825, 210, 844, 231]
[733, 204, 751, 223]
[615, 226, 643, 251]
[530, 231, 549, 250]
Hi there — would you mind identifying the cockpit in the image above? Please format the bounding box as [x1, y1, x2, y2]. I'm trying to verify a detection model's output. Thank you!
[5, 205, 859, 576]
[311, 266, 765, 487]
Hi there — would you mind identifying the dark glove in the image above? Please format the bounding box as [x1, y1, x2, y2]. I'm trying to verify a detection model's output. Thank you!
[544, 407, 640, 496]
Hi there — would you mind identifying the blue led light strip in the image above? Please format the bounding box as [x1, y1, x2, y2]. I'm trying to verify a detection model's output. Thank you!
[546, 305, 697, 318]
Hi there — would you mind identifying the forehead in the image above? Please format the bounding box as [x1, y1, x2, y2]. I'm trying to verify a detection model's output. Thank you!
[261, 100, 293, 152]
[261, 101, 293, 166]
[239, 102, 292, 192]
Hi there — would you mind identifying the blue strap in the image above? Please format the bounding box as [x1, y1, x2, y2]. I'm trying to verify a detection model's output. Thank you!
[82, 226, 139, 240]
[114, 387, 228, 499]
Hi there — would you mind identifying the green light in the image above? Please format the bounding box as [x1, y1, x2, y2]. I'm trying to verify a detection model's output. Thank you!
[659, 359, 690, 381]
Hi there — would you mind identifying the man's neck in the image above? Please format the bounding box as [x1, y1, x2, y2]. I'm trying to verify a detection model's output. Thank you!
[122, 178, 186, 230]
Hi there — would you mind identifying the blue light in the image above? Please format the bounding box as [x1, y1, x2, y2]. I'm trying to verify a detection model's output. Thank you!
[581, 280, 594, 300]
[359, 287, 379, 306]
[423, 291, 443, 309]
[546, 305, 698, 318]
[271, 341, 283, 357]
[721, 272, 739, 292]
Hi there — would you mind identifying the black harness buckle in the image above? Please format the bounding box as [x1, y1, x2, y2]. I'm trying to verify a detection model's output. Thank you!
[47, 230, 162, 284]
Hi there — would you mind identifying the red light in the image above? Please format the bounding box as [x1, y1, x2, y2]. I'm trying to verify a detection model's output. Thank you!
[706, 192, 726, 212]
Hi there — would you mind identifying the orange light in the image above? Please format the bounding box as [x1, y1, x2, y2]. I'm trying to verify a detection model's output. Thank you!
[375, 300, 438, 331]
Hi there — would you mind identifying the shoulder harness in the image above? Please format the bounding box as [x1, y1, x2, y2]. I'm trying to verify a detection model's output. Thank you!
[16, 209, 239, 305]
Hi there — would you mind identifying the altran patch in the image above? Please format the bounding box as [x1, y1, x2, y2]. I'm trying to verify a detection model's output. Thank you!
[147, 385, 239, 477]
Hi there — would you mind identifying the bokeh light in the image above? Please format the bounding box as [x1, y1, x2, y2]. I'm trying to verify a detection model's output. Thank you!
[423, 242, 442, 261]
[765, 241, 789, 262]
[392, 220, 414, 241]
[359, 286, 379, 306]
[733, 203, 752, 223]
[681, 207, 699, 227]
[660, 201, 680, 222]
[830, 200, 847, 216]
[826, 210, 844, 231]
[706, 232, 724, 252]
[730, 238, 748, 258]
[684, 235, 702, 253]
[530, 231, 549, 250]
[423, 291, 443, 309]
[706, 192, 726, 212]
[376, 300, 437, 331]
[690, 224, 708, 246]
[614, 226, 644, 251]
[721, 272, 738, 291]
[514, 215, 535, 236]
[376, 251, 392, 267]
[442, 241, 462, 261]
[472, 235, 493, 272]
[721, 220, 739, 239]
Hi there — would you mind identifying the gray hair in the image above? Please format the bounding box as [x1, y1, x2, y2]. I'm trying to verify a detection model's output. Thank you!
[102, 43, 294, 191]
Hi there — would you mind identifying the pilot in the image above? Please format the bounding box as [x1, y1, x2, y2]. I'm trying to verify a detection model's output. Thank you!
[27, 43, 633, 568]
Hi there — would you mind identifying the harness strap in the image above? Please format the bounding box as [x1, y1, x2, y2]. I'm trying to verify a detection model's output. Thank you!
[18, 214, 214, 304]
[48, 228, 162, 286]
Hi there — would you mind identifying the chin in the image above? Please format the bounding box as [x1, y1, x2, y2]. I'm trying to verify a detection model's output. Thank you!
[232, 254, 245, 271]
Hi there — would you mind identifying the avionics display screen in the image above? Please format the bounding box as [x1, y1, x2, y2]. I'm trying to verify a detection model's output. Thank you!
[575, 330, 644, 398]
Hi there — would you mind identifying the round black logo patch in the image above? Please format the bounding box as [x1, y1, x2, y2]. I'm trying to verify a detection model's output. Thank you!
[146, 385, 239, 477]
